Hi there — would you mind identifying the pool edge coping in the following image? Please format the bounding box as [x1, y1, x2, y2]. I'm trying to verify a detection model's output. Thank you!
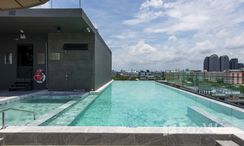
[0, 90, 49, 105]
[91, 80, 113, 94]
[0, 126, 243, 135]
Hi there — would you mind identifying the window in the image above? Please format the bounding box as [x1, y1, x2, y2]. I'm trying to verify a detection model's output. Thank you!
[63, 43, 88, 51]
[4, 53, 13, 65]
[9, 53, 13, 64]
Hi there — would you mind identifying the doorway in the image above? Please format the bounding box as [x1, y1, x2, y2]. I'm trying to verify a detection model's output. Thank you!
[17, 44, 33, 80]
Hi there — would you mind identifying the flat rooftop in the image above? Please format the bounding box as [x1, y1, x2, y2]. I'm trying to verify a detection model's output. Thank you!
[0, 8, 96, 34]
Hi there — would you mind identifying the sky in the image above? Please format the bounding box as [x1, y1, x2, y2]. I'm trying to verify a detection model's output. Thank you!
[36, 0, 244, 71]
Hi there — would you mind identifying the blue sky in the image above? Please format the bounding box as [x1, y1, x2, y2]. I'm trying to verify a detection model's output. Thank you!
[37, 0, 244, 71]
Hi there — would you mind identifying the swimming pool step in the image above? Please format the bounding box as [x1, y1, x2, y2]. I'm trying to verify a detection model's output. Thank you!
[27, 100, 78, 126]
[187, 106, 233, 127]
[44, 94, 97, 126]
[216, 140, 240, 146]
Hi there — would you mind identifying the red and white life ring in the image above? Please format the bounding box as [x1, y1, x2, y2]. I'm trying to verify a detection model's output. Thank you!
[34, 69, 46, 84]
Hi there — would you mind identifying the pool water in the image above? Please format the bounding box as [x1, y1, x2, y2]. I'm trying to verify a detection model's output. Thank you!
[2, 81, 243, 129]
[43, 94, 97, 126]
[0, 97, 71, 126]
[67, 81, 244, 128]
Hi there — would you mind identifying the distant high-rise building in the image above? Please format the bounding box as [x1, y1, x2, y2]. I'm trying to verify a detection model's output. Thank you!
[229, 58, 238, 69]
[209, 54, 220, 72]
[204, 54, 243, 72]
[238, 63, 244, 69]
[203, 57, 209, 71]
[219, 55, 229, 71]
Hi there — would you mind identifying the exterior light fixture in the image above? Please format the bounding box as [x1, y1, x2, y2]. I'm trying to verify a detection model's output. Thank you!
[86, 27, 91, 33]
[57, 26, 61, 32]
[20, 29, 26, 39]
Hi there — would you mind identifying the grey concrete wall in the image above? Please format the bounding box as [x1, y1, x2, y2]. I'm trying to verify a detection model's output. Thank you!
[0, 32, 111, 91]
[32, 35, 48, 90]
[48, 33, 95, 91]
[94, 33, 112, 90]
[0, 9, 112, 91]
[0, 35, 16, 89]
[0, 34, 47, 90]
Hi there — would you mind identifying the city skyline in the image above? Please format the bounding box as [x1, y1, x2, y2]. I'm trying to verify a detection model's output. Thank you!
[37, 0, 244, 70]
[204, 54, 244, 72]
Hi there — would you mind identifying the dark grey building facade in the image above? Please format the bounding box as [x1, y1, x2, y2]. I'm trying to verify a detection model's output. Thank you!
[0, 9, 112, 91]
[203, 56, 209, 71]
[208, 54, 220, 72]
[204, 54, 244, 72]
[238, 63, 244, 69]
[219, 55, 229, 72]
[229, 58, 239, 69]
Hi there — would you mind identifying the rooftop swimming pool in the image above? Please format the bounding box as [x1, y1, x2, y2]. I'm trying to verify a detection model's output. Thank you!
[0, 81, 243, 129]
[44, 81, 244, 130]
[0, 81, 243, 146]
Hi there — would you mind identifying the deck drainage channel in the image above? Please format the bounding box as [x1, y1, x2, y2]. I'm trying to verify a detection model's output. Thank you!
[187, 106, 233, 127]
[43, 94, 98, 126]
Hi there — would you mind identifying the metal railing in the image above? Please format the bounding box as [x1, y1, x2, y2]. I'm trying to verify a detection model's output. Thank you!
[0, 108, 36, 129]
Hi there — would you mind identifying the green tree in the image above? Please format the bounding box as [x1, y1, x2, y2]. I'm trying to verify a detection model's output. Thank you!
[240, 85, 244, 93]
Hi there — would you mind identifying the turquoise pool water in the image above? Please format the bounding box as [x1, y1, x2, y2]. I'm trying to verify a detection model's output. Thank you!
[0, 97, 72, 126]
[47, 81, 244, 129]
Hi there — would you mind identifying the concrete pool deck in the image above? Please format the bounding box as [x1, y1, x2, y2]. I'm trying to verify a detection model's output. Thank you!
[0, 126, 243, 145]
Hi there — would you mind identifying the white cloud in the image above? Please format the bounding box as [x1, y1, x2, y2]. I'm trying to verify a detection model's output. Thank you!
[123, 0, 165, 25]
[111, 32, 137, 40]
[123, 10, 164, 25]
[114, 0, 244, 70]
[129, 41, 156, 55]
[124, 0, 244, 33]
[150, 0, 244, 34]
[145, 14, 209, 34]
[224, 33, 244, 50]
[140, 0, 164, 9]
[168, 35, 177, 41]
[113, 40, 181, 70]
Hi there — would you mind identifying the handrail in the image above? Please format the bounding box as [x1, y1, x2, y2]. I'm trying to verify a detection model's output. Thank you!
[0, 108, 36, 129]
